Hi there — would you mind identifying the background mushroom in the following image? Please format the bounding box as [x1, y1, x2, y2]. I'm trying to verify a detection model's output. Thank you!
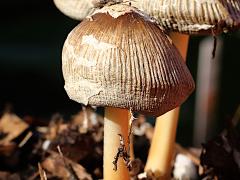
[53, 0, 122, 20]
[53, 0, 95, 20]
[132, 0, 240, 34]
[62, 3, 194, 179]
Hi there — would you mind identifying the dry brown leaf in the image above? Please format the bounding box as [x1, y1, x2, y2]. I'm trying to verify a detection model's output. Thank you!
[0, 113, 28, 145]
[0, 171, 20, 180]
[42, 151, 92, 180]
[0, 142, 16, 156]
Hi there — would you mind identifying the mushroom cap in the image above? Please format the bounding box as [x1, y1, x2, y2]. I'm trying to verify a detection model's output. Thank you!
[132, 0, 240, 35]
[53, 0, 94, 20]
[62, 4, 195, 116]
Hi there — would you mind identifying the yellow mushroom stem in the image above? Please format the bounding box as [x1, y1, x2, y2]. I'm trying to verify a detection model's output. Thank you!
[145, 33, 189, 179]
[104, 107, 130, 180]
[129, 134, 135, 160]
[129, 112, 135, 160]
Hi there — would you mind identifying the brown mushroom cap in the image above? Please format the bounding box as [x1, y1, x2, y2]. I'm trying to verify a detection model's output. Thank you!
[132, 0, 240, 34]
[53, 0, 95, 20]
[62, 4, 195, 116]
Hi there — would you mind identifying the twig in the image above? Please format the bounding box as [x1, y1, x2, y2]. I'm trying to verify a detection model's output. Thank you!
[127, 110, 137, 155]
[18, 131, 33, 148]
[112, 110, 137, 171]
[38, 163, 47, 180]
[112, 134, 131, 171]
[212, 35, 217, 59]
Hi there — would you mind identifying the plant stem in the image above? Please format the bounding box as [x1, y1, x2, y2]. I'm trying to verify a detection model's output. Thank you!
[104, 107, 130, 180]
[144, 33, 189, 179]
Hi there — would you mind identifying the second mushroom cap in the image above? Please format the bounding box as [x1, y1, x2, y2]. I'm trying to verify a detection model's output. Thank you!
[132, 0, 240, 34]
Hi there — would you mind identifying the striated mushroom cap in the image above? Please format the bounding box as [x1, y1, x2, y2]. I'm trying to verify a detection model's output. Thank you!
[132, 0, 240, 35]
[62, 4, 195, 116]
[53, 0, 95, 20]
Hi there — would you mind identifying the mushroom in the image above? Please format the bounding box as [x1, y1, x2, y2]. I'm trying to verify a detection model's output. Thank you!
[132, 0, 240, 34]
[53, 0, 120, 20]
[53, 0, 95, 20]
[62, 3, 194, 179]
[54, 0, 240, 35]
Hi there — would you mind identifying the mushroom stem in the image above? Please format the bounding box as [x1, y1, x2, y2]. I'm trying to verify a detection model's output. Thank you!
[130, 134, 135, 160]
[104, 107, 130, 180]
[145, 108, 180, 179]
[145, 33, 189, 179]
[129, 113, 135, 160]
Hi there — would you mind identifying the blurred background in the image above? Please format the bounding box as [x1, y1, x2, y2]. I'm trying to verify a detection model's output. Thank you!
[0, 0, 239, 147]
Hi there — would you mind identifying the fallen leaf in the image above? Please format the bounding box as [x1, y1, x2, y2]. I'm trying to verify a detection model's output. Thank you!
[0, 114, 28, 145]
